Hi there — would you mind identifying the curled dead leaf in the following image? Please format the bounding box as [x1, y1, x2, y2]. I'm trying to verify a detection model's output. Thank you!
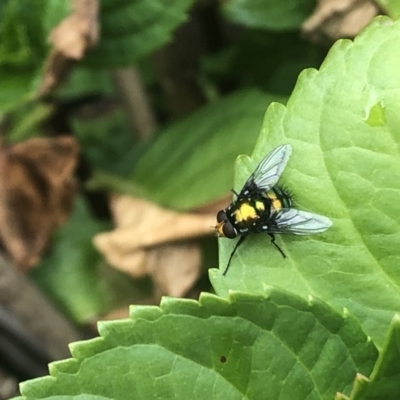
[38, 0, 99, 96]
[0, 136, 79, 271]
[302, 0, 379, 43]
[93, 195, 218, 297]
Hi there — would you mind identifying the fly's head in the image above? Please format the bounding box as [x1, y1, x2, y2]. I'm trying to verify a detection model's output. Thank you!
[215, 209, 237, 239]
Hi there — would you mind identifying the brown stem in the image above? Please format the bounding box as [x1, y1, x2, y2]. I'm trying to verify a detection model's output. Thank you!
[112, 67, 157, 140]
[0, 254, 81, 360]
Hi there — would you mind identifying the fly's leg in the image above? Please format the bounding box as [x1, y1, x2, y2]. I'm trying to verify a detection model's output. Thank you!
[268, 233, 286, 258]
[222, 235, 247, 276]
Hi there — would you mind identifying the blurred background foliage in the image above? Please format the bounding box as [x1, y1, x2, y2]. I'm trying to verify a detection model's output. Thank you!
[0, 0, 396, 396]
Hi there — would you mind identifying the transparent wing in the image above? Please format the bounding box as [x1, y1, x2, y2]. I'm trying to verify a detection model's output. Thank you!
[270, 208, 332, 235]
[243, 144, 292, 193]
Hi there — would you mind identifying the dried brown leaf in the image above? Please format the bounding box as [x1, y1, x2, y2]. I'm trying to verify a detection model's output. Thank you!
[0, 136, 79, 270]
[147, 242, 201, 298]
[107, 195, 216, 246]
[38, 0, 99, 96]
[94, 195, 216, 296]
[302, 0, 379, 43]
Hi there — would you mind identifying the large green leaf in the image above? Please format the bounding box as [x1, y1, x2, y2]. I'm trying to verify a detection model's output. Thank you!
[132, 90, 285, 210]
[210, 16, 400, 347]
[222, 0, 315, 30]
[84, 0, 195, 67]
[15, 289, 378, 399]
[340, 315, 400, 400]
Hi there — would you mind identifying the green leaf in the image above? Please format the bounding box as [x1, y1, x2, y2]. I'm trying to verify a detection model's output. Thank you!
[30, 197, 150, 323]
[367, 315, 400, 395]
[210, 16, 400, 347]
[71, 108, 137, 177]
[0, 0, 70, 113]
[0, 69, 36, 112]
[0, 1, 45, 68]
[132, 90, 286, 210]
[57, 66, 115, 99]
[12, 396, 109, 400]
[29, 197, 111, 322]
[0, 0, 47, 112]
[222, 0, 315, 30]
[376, 0, 400, 19]
[84, 0, 195, 67]
[16, 289, 378, 399]
[8, 103, 53, 142]
[41, 0, 71, 36]
[341, 315, 400, 400]
[204, 30, 327, 96]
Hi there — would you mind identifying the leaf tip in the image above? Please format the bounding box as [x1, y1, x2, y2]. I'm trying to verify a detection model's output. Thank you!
[334, 393, 350, 400]
[342, 307, 350, 318]
[370, 15, 394, 27]
[355, 372, 371, 383]
[261, 284, 274, 299]
[392, 313, 400, 324]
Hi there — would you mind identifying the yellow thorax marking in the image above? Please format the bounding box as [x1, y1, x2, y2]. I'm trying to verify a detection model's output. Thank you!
[267, 191, 282, 211]
[255, 201, 265, 212]
[234, 202, 258, 222]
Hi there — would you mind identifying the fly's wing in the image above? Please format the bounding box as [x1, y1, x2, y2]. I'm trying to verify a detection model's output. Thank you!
[240, 144, 292, 195]
[269, 208, 332, 235]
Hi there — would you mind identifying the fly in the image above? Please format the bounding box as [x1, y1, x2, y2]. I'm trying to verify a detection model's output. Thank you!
[215, 144, 332, 276]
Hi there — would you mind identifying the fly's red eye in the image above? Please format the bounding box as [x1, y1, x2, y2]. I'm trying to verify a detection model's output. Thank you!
[217, 210, 227, 223]
[223, 222, 237, 239]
